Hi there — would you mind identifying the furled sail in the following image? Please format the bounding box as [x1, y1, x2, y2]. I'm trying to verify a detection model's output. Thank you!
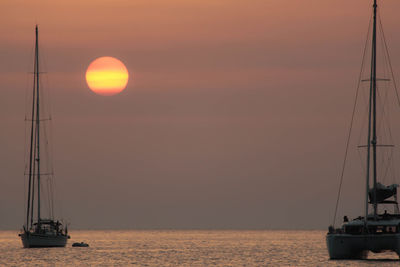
[369, 183, 398, 203]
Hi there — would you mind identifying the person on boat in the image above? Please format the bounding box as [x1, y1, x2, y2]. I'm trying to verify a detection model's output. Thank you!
[382, 210, 391, 220]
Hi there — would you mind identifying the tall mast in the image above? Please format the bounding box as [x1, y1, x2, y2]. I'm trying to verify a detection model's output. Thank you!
[372, 0, 378, 219]
[26, 26, 38, 229]
[35, 25, 41, 224]
[365, 0, 378, 224]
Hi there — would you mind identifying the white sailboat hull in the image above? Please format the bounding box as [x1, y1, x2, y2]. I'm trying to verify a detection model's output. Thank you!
[20, 232, 68, 248]
[327, 233, 400, 259]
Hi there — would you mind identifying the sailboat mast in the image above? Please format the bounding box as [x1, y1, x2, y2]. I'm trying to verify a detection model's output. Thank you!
[26, 26, 38, 230]
[364, 0, 378, 225]
[35, 25, 41, 224]
[372, 0, 378, 219]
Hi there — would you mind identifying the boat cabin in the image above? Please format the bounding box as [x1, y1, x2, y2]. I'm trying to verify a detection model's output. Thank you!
[342, 219, 400, 235]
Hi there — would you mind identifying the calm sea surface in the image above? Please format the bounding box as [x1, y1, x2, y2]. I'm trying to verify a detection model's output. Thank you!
[0, 230, 399, 266]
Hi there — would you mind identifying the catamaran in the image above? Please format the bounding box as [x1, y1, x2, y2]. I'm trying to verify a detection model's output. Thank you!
[19, 25, 70, 248]
[327, 0, 400, 259]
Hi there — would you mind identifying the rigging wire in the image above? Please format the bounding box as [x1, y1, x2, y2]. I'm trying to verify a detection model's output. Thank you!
[22, 45, 34, 223]
[378, 13, 400, 209]
[41, 50, 57, 219]
[332, 16, 372, 228]
[376, 11, 396, 186]
[379, 15, 400, 108]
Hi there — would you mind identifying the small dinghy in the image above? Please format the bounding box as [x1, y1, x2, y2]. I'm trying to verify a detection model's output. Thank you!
[72, 242, 89, 247]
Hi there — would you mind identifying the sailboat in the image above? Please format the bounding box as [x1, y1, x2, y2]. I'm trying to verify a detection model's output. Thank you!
[18, 25, 70, 248]
[327, 0, 400, 259]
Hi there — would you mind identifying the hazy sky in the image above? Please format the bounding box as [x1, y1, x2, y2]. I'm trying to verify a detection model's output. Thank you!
[1, 0, 400, 229]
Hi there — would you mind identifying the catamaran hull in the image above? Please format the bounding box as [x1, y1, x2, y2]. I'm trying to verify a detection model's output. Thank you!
[20, 232, 68, 248]
[326, 233, 400, 259]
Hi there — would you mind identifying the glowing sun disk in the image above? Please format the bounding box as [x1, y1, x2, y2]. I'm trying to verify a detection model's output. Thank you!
[85, 57, 129, 96]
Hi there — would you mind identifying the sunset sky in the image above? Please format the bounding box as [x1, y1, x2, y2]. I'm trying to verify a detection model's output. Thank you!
[1, 0, 400, 229]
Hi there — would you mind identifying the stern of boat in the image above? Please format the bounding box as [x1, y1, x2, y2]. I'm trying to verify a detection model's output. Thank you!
[19, 231, 68, 248]
[326, 233, 368, 259]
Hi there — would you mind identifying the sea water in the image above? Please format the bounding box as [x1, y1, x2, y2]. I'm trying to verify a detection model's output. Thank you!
[0, 230, 399, 266]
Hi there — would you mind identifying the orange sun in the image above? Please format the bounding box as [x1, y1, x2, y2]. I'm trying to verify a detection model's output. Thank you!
[85, 57, 129, 96]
